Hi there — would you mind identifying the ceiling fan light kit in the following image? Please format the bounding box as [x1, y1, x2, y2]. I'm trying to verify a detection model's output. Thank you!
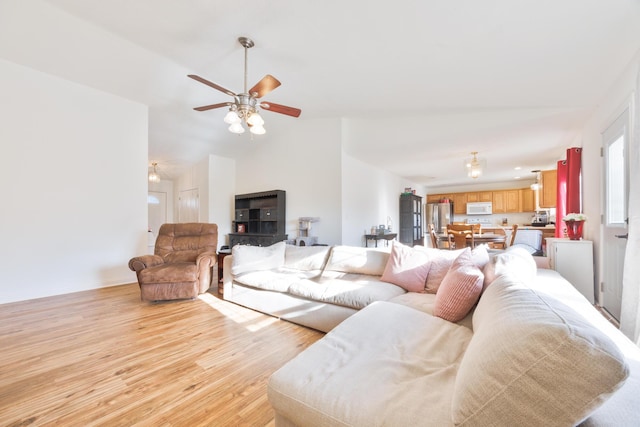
[188, 36, 301, 136]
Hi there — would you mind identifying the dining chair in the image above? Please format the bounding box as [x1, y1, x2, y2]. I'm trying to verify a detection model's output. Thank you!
[508, 224, 519, 246]
[447, 223, 474, 232]
[428, 223, 439, 248]
[447, 229, 474, 249]
[489, 227, 507, 249]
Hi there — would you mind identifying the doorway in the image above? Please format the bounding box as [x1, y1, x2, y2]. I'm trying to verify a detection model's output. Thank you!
[602, 107, 630, 321]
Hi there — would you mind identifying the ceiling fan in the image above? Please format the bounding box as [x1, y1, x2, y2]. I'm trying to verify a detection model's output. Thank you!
[188, 36, 301, 135]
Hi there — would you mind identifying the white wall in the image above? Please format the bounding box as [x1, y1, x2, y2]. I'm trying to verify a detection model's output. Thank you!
[0, 59, 148, 304]
[341, 153, 424, 246]
[235, 118, 343, 245]
[208, 154, 235, 248]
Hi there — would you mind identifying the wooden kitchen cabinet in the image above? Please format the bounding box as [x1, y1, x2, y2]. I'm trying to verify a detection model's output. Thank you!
[540, 169, 557, 208]
[505, 189, 520, 212]
[453, 193, 467, 214]
[428, 188, 531, 213]
[492, 189, 519, 213]
[520, 188, 535, 212]
[492, 191, 506, 213]
[466, 191, 492, 203]
[426, 194, 442, 203]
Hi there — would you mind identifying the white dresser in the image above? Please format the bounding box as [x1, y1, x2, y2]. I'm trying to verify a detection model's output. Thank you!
[545, 238, 595, 303]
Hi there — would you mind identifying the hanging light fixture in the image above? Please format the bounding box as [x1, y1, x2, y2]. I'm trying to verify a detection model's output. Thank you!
[530, 170, 542, 190]
[148, 162, 161, 183]
[464, 151, 486, 179]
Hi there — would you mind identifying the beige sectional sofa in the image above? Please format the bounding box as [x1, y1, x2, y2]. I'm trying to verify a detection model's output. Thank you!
[223, 241, 640, 426]
[222, 242, 407, 332]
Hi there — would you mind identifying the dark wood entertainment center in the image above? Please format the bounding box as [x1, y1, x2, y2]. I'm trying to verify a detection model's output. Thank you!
[229, 189, 287, 247]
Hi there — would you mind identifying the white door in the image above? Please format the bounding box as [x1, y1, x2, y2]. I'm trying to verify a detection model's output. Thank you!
[179, 188, 200, 223]
[148, 191, 167, 237]
[602, 108, 630, 321]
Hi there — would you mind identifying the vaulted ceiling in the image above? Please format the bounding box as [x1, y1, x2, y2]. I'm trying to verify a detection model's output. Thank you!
[31, 1, 640, 187]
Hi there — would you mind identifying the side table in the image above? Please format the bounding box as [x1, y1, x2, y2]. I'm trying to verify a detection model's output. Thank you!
[364, 233, 397, 247]
[216, 249, 231, 295]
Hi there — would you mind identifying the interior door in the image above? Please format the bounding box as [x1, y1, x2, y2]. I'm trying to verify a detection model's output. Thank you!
[148, 191, 167, 236]
[602, 108, 630, 321]
[178, 188, 200, 223]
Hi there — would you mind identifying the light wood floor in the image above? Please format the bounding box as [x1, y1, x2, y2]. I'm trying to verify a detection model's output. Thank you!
[0, 284, 323, 426]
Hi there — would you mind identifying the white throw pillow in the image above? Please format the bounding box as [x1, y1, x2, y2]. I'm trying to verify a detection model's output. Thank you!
[230, 241, 286, 275]
[482, 245, 537, 289]
[323, 245, 390, 276]
[284, 245, 331, 271]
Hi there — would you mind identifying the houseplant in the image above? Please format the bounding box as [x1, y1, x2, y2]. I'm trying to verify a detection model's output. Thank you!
[563, 213, 587, 240]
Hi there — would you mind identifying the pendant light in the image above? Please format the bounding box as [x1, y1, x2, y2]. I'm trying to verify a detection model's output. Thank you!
[530, 170, 542, 190]
[464, 152, 486, 179]
[148, 162, 161, 183]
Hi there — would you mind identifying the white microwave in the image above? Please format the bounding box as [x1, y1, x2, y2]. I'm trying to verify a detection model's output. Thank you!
[466, 202, 493, 215]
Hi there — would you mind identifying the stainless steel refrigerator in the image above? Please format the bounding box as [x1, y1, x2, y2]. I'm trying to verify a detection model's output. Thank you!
[426, 202, 454, 234]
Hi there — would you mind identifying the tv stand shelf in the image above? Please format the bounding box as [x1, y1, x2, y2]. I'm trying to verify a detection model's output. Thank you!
[230, 190, 287, 247]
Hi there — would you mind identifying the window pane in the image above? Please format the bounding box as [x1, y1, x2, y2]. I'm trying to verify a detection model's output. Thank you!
[607, 135, 625, 224]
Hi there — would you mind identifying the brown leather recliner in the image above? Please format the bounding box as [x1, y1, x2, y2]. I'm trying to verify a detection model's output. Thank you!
[128, 223, 218, 302]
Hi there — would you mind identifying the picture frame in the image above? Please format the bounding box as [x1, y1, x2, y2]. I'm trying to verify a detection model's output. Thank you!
[237, 223, 246, 233]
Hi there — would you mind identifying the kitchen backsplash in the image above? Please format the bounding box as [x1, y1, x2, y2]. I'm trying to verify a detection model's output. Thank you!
[456, 212, 553, 227]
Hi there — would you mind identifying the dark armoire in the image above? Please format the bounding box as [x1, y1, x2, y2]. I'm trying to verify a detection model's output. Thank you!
[399, 193, 424, 247]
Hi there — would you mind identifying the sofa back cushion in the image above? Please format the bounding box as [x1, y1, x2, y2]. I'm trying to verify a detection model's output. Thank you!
[231, 241, 286, 275]
[284, 245, 331, 271]
[380, 242, 431, 292]
[323, 245, 389, 276]
[482, 246, 537, 289]
[452, 275, 629, 426]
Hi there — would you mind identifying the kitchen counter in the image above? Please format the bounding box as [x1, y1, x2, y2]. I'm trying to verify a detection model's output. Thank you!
[483, 225, 556, 238]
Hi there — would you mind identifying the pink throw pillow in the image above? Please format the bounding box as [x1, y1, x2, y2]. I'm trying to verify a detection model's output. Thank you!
[380, 242, 431, 292]
[425, 246, 489, 293]
[434, 248, 484, 322]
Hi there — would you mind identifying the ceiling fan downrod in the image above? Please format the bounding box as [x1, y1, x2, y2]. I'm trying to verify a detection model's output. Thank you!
[238, 37, 254, 95]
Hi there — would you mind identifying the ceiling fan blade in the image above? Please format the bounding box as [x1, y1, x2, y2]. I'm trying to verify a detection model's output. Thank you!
[194, 102, 232, 112]
[187, 74, 236, 97]
[260, 101, 301, 118]
[249, 75, 281, 98]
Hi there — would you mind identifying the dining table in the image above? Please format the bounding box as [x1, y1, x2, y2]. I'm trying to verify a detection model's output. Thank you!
[436, 232, 506, 248]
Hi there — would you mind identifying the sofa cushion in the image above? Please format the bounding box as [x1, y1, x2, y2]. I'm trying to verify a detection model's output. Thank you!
[452, 275, 629, 426]
[482, 245, 537, 289]
[425, 245, 489, 293]
[283, 245, 331, 271]
[380, 241, 431, 292]
[231, 241, 286, 275]
[268, 301, 472, 427]
[288, 273, 405, 310]
[232, 268, 319, 293]
[434, 248, 484, 322]
[323, 245, 389, 276]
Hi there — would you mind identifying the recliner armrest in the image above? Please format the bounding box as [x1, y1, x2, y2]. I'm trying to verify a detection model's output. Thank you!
[128, 254, 164, 272]
[196, 251, 217, 268]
